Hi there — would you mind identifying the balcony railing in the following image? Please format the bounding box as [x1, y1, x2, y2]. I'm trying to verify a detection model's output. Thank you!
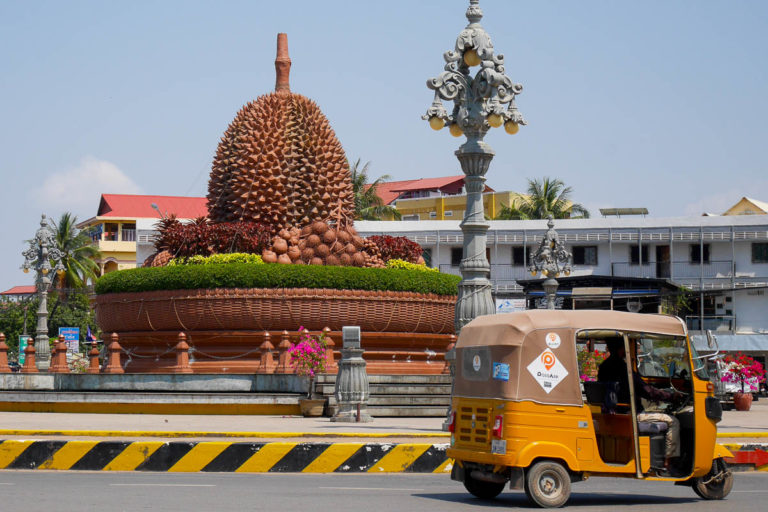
[611, 260, 734, 280]
[121, 229, 136, 242]
[685, 315, 735, 332]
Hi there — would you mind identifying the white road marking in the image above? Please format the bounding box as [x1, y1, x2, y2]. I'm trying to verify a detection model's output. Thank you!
[319, 486, 424, 491]
[109, 484, 216, 487]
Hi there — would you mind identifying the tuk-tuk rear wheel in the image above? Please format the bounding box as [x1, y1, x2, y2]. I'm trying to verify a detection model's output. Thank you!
[463, 473, 506, 500]
[692, 458, 733, 500]
[525, 461, 571, 508]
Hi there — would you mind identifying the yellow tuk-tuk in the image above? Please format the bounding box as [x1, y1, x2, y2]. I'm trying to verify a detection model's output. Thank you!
[447, 310, 733, 508]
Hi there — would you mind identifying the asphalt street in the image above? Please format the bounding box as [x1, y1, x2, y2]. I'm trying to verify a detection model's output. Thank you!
[0, 471, 765, 512]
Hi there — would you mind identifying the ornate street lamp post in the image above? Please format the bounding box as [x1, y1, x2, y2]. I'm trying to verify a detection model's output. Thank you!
[424, 0, 526, 334]
[425, 0, 526, 429]
[22, 214, 65, 371]
[528, 216, 572, 310]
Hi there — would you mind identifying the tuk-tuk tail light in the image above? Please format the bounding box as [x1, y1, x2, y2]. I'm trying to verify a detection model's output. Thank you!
[448, 411, 456, 433]
[706, 382, 715, 394]
[492, 415, 503, 438]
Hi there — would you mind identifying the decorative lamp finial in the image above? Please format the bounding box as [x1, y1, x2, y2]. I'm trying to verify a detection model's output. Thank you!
[466, 0, 483, 24]
[275, 33, 291, 94]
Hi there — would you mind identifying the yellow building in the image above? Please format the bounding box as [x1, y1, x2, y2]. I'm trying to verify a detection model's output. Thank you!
[395, 191, 525, 221]
[76, 194, 208, 274]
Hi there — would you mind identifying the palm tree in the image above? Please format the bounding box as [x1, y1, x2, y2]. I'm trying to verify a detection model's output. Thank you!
[51, 212, 102, 291]
[350, 159, 401, 220]
[496, 177, 590, 220]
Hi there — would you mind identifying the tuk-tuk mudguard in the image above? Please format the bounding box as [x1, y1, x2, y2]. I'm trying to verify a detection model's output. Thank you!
[516, 441, 579, 472]
[714, 443, 733, 460]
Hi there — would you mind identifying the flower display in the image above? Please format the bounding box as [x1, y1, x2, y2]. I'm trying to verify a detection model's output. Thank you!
[578, 348, 607, 382]
[720, 353, 765, 393]
[288, 327, 329, 397]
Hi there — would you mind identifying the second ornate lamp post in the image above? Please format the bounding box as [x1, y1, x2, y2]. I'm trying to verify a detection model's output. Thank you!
[424, 0, 526, 334]
[528, 216, 572, 310]
[22, 214, 65, 371]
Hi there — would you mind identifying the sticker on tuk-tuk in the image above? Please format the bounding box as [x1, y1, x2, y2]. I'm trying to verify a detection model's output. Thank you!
[545, 332, 561, 349]
[492, 362, 510, 381]
[472, 355, 482, 372]
[526, 348, 569, 394]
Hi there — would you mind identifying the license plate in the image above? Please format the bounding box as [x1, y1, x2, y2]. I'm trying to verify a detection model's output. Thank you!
[491, 439, 507, 455]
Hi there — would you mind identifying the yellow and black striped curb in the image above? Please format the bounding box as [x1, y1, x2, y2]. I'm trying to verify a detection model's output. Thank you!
[0, 441, 452, 473]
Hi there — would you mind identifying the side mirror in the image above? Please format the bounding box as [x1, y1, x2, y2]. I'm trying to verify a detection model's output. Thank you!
[705, 330, 717, 349]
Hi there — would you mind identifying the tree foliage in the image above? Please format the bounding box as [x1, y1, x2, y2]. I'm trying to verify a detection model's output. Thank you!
[350, 159, 401, 221]
[496, 177, 590, 220]
[51, 212, 102, 291]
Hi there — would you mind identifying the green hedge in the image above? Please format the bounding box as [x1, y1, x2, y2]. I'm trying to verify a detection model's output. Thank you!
[95, 263, 461, 296]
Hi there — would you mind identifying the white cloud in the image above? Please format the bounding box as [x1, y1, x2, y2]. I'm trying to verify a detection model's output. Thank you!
[36, 156, 143, 216]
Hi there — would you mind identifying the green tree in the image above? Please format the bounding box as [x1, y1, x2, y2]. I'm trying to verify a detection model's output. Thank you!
[350, 159, 401, 221]
[51, 212, 102, 292]
[0, 298, 36, 355]
[496, 177, 590, 220]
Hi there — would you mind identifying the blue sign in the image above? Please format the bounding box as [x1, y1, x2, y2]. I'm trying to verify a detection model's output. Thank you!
[58, 327, 80, 354]
[493, 362, 510, 381]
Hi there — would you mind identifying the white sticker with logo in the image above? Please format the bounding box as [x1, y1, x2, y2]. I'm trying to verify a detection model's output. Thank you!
[545, 332, 561, 349]
[526, 348, 569, 394]
[472, 354, 482, 372]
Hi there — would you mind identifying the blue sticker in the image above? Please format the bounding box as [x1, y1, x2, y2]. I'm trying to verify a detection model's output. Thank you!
[493, 362, 510, 381]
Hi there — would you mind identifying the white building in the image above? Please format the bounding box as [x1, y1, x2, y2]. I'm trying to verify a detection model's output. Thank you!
[356, 216, 768, 356]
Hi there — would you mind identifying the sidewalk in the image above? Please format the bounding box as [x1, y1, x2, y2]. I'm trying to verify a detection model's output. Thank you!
[0, 402, 765, 441]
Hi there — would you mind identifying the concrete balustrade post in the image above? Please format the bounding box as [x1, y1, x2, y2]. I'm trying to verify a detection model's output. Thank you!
[259, 332, 275, 374]
[322, 327, 337, 373]
[0, 334, 10, 373]
[103, 333, 124, 374]
[21, 344, 38, 373]
[172, 332, 193, 374]
[276, 330, 293, 373]
[87, 340, 100, 374]
[49, 335, 70, 373]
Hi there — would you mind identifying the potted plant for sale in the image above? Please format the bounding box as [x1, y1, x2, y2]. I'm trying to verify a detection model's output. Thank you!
[720, 353, 765, 411]
[289, 327, 329, 417]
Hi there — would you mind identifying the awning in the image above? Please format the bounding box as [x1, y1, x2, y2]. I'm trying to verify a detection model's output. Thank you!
[691, 334, 768, 352]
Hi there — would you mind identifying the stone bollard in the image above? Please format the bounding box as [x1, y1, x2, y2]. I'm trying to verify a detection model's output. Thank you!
[21, 344, 38, 373]
[259, 332, 275, 374]
[331, 326, 372, 422]
[87, 340, 100, 374]
[276, 330, 293, 373]
[102, 333, 124, 374]
[49, 335, 70, 373]
[172, 332, 193, 374]
[322, 327, 337, 373]
[0, 334, 10, 373]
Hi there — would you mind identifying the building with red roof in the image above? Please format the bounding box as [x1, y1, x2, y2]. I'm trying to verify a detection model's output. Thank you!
[77, 194, 209, 274]
[0, 285, 36, 303]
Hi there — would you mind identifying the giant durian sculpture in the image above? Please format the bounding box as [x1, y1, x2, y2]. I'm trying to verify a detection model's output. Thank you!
[206, 34, 384, 268]
[207, 33, 354, 233]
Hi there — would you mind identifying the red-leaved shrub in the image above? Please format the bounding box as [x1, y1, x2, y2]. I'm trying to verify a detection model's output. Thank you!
[366, 235, 423, 263]
[154, 216, 271, 259]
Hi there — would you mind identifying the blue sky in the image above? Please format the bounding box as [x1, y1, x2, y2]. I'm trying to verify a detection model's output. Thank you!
[1, 0, 767, 292]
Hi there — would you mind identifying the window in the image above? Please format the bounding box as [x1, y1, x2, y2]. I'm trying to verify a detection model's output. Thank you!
[444, 210, 453, 217]
[753, 243, 768, 263]
[511, 246, 525, 267]
[451, 247, 463, 266]
[629, 244, 649, 265]
[429, 211, 437, 218]
[690, 244, 711, 264]
[572, 246, 598, 265]
[402, 214, 420, 221]
[121, 223, 136, 242]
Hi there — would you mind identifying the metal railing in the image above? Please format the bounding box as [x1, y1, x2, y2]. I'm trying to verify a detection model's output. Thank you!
[611, 260, 734, 280]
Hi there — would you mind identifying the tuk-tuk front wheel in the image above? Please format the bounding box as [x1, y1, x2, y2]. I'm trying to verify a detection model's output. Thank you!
[463, 473, 506, 500]
[525, 461, 571, 508]
[692, 458, 733, 500]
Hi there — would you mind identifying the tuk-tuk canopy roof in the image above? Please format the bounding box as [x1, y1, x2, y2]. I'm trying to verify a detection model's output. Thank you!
[459, 310, 687, 349]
